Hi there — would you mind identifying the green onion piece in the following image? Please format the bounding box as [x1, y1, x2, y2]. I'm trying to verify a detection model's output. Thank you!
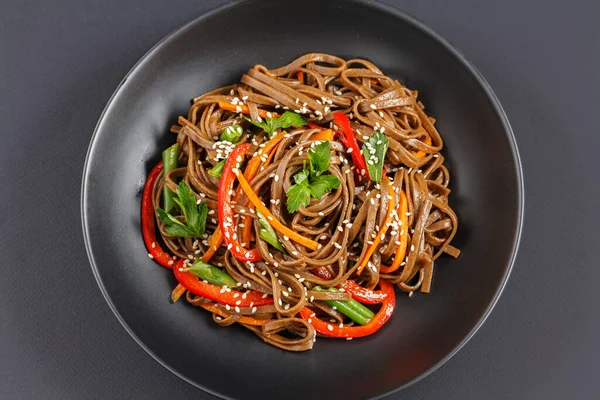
[183, 260, 238, 288]
[313, 286, 374, 325]
[219, 124, 244, 143]
[208, 160, 226, 179]
[162, 143, 180, 213]
[256, 210, 287, 254]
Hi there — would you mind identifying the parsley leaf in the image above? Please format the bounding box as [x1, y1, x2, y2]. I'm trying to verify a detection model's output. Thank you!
[156, 181, 208, 237]
[307, 174, 341, 199]
[286, 141, 341, 213]
[286, 181, 312, 213]
[362, 131, 389, 183]
[307, 141, 331, 177]
[243, 111, 306, 138]
[293, 167, 310, 185]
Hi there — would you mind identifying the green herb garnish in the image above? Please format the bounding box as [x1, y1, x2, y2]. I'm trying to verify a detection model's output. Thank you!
[156, 181, 208, 237]
[244, 111, 306, 138]
[286, 141, 341, 213]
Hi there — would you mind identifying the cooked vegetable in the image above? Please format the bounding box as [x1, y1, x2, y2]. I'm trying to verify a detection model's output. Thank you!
[219, 124, 244, 143]
[362, 131, 389, 183]
[217, 143, 262, 262]
[286, 141, 341, 213]
[257, 210, 287, 253]
[156, 181, 208, 238]
[208, 159, 226, 179]
[301, 279, 395, 338]
[313, 286, 375, 325]
[244, 111, 306, 138]
[162, 143, 180, 213]
[183, 259, 238, 288]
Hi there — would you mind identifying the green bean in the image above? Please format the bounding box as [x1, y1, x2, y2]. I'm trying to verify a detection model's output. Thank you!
[219, 124, 243, 143]
[184, 260, 238, 288]
[208, 159, 226, 179]
[162, 143, 180, 213]
[313, 286, 374, 325]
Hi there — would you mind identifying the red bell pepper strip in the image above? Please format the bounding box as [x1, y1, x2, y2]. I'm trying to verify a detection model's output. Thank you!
[300, 279, 395, 338]
[313, 266, 334, 280]
[142, 161, 175, 269]
[333, 112, 370, 179]
[341, 280, 388, 304]
[218, 143, 262, 262]
[172, 259, 273, 306]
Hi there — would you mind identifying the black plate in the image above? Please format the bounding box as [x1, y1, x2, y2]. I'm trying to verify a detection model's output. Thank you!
[81, 0, 523, 398]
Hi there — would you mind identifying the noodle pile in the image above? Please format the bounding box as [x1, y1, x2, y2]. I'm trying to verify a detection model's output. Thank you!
[145, 53, 459, 351]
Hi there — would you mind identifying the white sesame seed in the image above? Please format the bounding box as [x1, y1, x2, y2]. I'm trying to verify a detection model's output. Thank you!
[411, 244, 415, 251]
[369, 104, 376, 110]
[327, 324, 334, 331]
[225, 304, 231, 310]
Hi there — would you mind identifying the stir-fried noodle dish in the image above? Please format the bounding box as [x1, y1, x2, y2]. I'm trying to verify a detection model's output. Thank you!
[141, 53, 460, 351]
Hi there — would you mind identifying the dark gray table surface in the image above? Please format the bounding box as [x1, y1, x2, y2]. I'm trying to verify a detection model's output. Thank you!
[1, 0, 598, 399]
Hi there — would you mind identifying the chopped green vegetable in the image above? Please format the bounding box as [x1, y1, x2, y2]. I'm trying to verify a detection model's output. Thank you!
[219, 124, 244, 143]
[362, 131, 389, 183]
[162, 144, 180, 213]
[313, 286, 374, 325]
[256, 210, 287, 253]
[183, 259, 238, 287]
[156, 181, 208, 237]
[286, 142, 341, 213]
[307, 141, 331, 177]
[243, 111, 306, 138]
[306, 174, 340, 200]
[208, 159, 226, 179]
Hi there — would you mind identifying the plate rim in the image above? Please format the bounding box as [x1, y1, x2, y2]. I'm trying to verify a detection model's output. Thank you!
[80, 0, 524, 398]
